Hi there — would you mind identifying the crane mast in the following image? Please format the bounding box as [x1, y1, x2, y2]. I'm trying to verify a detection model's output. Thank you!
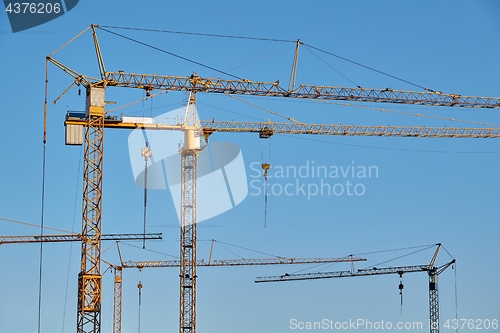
[113, 266, 123, 333]
[78, 84, 105, 333]
[179, 92, 201, 333]
[44, 25, 500, 333]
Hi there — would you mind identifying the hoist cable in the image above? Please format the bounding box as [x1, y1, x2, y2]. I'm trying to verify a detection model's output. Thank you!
[454, 262, 459, 333]
[138, 280, 142, 333]
[38, 58, 50, 333]
[141, 141, 152, 249]
[264, 178, 268, 228]
[37, 143, 46, 333]
[143, 159, 148, 249]
[399, 276, 404, 315]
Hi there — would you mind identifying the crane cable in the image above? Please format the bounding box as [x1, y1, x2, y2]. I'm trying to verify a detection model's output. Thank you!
[227, 94, 306, 124]
[361, 244, 436, 270]
[0, 217, 72, 233]
[264, 177, 268, 228]
[302, 43, 437, 93]
[38, 58, 50, 333]
[267, 138, 272, 228]
[440, 245, 459, 333]
[97, 25, 438, 93]
[137, 269, 143, 333]
[454, 262, 458, 333]
[261, 138, 271, 228]
[37, 142, 46, 333]
[226, 46, 288, 72]
[98, 25, 297, 43]
[304, 45, 360, 87]
[120, 241, 180, 259]
[97, 27, 243, 80]
[105, 91, 168, 116]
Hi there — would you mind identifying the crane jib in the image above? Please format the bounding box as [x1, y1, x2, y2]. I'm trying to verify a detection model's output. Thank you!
[102, 72, 500, 108]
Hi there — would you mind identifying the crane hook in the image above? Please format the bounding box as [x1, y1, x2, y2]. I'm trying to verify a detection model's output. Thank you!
[398, 274, 404, 315]
[262, 163, 271, 228]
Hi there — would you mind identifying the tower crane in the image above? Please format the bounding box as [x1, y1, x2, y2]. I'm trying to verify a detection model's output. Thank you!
[255, 244, 455, 333]
[44, 24, 500, 333]
[111, 253, 366, 333]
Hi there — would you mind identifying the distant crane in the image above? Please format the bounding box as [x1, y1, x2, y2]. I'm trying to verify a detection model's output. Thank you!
[108, 240, 367, 333]
[45, 24, 500, 333]
[255, 244, 455, 333]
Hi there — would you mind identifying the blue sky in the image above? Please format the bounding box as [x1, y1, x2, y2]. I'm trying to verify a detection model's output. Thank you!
[1, 1, 499, 333]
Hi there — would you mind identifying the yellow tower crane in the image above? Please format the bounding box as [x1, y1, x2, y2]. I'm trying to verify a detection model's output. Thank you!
[45, 24, 500, 333]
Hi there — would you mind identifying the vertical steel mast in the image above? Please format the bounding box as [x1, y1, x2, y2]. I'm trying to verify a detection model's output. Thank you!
[428, 244, 440, 333]
[179, 92, 199, 333]
[429, 270, 439, 333]
[78, 24, 106, 333]
[78, 85, 105, 333]
[113, 267, 123, 333]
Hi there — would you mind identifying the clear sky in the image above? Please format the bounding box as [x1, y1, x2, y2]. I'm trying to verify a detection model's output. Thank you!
[1, 1, 499, 333]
